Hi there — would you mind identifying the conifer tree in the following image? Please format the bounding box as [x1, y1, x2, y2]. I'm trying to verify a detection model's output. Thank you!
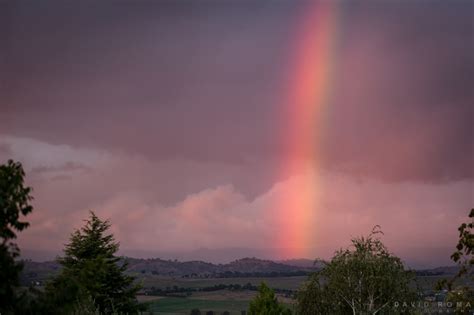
[47, 211, 140, 314]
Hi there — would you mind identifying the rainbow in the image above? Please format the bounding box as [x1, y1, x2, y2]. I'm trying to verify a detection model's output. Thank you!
[276, 2, 339, 258]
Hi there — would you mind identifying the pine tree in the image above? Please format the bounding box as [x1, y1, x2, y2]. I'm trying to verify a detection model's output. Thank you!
[47, 211, 141, 314]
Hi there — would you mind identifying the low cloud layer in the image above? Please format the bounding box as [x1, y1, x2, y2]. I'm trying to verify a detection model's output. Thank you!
[1, 135, 471, 266]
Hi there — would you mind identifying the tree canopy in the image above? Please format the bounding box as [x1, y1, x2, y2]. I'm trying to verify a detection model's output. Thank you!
[297, 227, 417, 314]
[451, 208, 474, 284]
[248, 282, 292, 315]
[0, 160, 34, 314]
[438, 209, 474, 313]
[45, 211, 141, 314]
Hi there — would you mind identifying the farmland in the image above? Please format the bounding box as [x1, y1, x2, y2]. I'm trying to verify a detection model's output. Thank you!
[135, 274, 307, 291]
[135, 274, 455, 314]
[141, 291, 296, 314]
[20, 258, 464, 314]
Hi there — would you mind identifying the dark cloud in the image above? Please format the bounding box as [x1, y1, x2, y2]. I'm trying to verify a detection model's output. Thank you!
[321, 0, 473, 182]
[0, 0, 472, 184]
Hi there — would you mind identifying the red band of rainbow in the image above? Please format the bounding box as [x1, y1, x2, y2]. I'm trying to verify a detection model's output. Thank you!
[276, 2, 339, 258]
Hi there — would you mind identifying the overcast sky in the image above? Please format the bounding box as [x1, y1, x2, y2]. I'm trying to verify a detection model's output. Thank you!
[0, 0, 472, 266]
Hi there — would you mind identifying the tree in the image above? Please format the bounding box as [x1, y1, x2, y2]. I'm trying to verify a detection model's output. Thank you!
[297, 227, 417, 315]
[46, 211, 141, 314]
[296, 272, 336, 314]
[438, 209, 473, 314]
[450, 208, 473, 285]
[248, 282, 291, 315]
[0, 160, 34, 314]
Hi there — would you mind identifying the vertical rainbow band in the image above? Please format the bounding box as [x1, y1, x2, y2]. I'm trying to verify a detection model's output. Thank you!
[277, 2, 339, 258]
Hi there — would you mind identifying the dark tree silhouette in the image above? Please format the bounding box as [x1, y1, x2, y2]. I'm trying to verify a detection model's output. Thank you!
[451, 209, 474, 284]
[0, 160, 33, 314]
[438, 209, 474, 313]
[46, 211, 141, 314]
[297, 227, 417, 314]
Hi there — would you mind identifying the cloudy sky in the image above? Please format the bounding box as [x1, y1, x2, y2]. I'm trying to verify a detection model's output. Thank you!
[0, 0, 472, 267]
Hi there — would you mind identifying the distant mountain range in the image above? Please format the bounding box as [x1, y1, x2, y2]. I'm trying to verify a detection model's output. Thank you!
[20, 256, 458, 287]
[130, 257, 321, 277]
[20, 245, 455, 269]
[21, 257, 318, 283]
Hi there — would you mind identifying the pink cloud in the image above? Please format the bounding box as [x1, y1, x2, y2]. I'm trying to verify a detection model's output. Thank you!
[1, 135, 470, 266]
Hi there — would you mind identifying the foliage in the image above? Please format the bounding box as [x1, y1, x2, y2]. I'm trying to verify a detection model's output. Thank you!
[68, 294, 142, 315]
[146, 296, 249, 313]
[0, 160, 34, 314]
[0, 159, 33, 242]
[248, 282, 292, 315]
[438, 209, 474, 314]
[297, 227, 417, 314]
[190, 308, 201, 315]
[296, 272, 338, 314]
[446, 287, 474, 314]
[450, 208, 473, 286]
[45, 211, 141, 314]
[70, 295, 102, 315]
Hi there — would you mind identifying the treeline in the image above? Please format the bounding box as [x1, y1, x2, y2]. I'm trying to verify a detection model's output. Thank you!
[415, 270, 448, 277]
[202, 270, 308, 278]
[144, 282, 295, 298]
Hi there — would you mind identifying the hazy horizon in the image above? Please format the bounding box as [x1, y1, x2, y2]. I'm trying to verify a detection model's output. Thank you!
[20, 244, 456, 269]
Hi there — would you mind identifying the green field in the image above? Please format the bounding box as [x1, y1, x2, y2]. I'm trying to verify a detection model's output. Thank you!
[23, 272, 457, 314]
[137, 277, 300, 314]
[135, 274, 308, 291]
[136, 274, 451, 292]
[144, 294, 296, 315]
[137, 274, 455, 314]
